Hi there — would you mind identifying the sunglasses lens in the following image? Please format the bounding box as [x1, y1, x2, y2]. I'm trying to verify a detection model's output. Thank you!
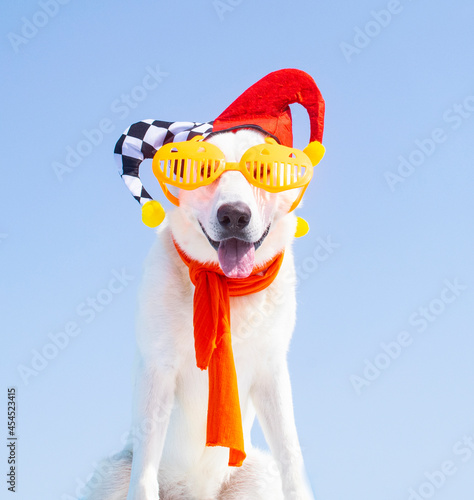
[241, 143, 312, 191]
[197, 159, 220, 182]
[153, 140, 225, 190]
[157, 157, 222, 186]
[246, 160, 308, 189]
[248, 161, 271, 184]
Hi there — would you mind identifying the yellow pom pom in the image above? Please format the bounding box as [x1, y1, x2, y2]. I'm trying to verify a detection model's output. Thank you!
[141, 200, 166, 228]
[303, 141, 326, 166]
[295, 216, 309, 238]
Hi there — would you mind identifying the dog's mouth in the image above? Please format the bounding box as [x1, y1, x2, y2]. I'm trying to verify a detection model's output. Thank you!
[199, 223, 271, 279]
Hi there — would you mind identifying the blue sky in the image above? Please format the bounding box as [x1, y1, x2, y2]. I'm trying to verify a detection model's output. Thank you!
[1, 1, 474, 499]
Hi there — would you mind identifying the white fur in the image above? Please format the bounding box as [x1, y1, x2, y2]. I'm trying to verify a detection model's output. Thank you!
[83, 130, 314, 500]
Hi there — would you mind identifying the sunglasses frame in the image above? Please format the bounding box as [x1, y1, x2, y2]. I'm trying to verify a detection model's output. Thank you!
[152, 136, 316, 211]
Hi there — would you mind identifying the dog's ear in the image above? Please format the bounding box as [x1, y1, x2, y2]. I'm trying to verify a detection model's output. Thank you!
[114, 120, 213, 226]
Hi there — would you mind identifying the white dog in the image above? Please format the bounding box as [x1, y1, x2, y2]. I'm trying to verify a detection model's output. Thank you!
[84, 68, 324, 500]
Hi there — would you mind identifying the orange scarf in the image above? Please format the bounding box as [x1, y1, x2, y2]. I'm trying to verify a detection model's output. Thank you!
[173, 240, 284, 467]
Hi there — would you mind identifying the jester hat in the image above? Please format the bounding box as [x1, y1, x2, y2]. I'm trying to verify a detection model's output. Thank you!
[114, 68, 325, 220]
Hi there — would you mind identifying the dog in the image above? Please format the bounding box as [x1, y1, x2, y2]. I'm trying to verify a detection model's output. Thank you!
[83, 69, 324, 500]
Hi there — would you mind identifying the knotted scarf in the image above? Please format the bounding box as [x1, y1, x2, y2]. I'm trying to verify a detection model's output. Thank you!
[173, 239, 284, 467]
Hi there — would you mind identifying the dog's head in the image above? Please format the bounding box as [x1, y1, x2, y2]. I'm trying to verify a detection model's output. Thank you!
[169, 129, 299, 278]
[115, 69, 326, 277]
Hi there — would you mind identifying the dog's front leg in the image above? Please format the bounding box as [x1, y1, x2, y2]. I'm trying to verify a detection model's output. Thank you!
[252, 360, 314, 500]
[126, 360, 177, 500]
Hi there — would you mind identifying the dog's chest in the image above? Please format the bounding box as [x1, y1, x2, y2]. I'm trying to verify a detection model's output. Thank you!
[173, 280, 295, 410]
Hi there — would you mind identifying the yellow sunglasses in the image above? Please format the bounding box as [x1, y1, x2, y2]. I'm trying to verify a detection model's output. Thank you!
[152, 136, 325, 212]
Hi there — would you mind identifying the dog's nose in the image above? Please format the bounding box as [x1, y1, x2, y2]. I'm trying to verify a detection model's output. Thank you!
[217, 202, 251, 230]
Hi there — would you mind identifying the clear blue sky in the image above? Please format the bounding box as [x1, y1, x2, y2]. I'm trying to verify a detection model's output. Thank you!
[1, 1, 474, 499]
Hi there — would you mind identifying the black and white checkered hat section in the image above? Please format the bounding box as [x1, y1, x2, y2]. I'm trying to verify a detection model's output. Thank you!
[114, 119, 214, 205]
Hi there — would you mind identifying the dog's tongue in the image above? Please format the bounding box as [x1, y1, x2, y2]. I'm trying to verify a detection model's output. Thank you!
[218, 238, 255, 278]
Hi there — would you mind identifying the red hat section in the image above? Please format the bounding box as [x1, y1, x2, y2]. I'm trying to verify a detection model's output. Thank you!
[211, 68, 325, 147]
